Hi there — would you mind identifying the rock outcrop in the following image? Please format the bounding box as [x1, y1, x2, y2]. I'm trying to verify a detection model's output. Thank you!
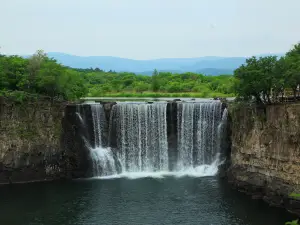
[228, 103, 300, 215]
[0, 97, 68, 184]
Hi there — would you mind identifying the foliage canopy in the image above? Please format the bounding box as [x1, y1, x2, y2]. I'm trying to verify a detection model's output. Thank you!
[233, 43, 300, 103]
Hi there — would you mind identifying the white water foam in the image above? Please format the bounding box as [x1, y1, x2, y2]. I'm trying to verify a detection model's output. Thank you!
[93, 154, 223, 180]
[90, 147, 117, 176]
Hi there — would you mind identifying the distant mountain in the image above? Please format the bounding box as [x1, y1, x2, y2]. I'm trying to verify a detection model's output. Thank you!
[42, 52, 284, 76]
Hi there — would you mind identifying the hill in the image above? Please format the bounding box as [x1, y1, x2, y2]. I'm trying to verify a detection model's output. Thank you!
[43, 52, 284, 75]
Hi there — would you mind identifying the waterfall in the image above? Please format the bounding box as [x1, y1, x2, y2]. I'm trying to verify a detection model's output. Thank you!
[77, 101, 228, 178]
[217, 107, 228, 162]
[110, 102, 169, 173]
[91, 104, 106, 148]
[177, 102, 223, 170]
[88, 104, 117, 177]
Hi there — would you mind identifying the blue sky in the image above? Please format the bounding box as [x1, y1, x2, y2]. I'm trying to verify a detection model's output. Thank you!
[1, 0, 299, 59]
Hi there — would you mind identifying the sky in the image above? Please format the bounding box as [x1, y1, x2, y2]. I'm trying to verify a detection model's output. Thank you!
[0, 0, 300, 59]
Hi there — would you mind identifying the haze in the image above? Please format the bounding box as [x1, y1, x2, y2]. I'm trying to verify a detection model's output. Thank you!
[0, 0, 299, 59]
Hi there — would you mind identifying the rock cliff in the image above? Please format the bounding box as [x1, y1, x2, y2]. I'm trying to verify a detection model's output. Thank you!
[228, 103, 300, 214]
[0, 97, 69, 184]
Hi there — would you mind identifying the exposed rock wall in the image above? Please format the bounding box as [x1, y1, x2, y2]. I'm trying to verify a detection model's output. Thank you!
[61, 104, 94, 178]
[228, 103, 300, 214]
[167, 101, 178, 171]
[0, 98, 68, 184]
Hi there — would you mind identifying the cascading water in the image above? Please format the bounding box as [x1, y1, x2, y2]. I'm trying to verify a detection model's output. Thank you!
[89, 104, 116, 176]
[90, 147, 117, 176]
[110, 102, 169, 173]
[78, 100, 228, 178]
[176, 101, 226, 175]
[91, 104, 106, 148]
[177, 101, 223, 170]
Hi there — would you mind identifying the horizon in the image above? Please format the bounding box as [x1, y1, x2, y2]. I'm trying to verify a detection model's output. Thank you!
[1, 0, 300, 60]
[12, 51, 286, 61]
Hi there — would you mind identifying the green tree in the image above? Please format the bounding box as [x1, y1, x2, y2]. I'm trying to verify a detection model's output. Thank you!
[234, 57, 264, 103]
[27, 49, 47, 91]
[35, 58, 65, 99]
[152, 69, 160, 92]
[59, 69, 88, 100]
[284, 43, 300, 100]
[234, 56, 278, 104]
[133, 81, 150, 92]
[272, 57, 288, 101]
[2, 56, 29, 91]
[258, 56, 278, 103]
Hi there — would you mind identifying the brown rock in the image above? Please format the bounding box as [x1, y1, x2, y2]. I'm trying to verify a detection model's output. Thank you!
[228, 103, 300, 215]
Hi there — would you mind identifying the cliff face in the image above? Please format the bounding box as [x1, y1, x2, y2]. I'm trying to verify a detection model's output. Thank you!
[61, 104, 94, 178]
[229, 103, 300, 213]
[0, 98, 68, 184]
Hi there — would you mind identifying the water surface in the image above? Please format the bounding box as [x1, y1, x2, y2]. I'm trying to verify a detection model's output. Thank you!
[0, 177, 294, 225]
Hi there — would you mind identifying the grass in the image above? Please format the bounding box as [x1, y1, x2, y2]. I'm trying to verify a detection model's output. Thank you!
[88, 92, 235, 98]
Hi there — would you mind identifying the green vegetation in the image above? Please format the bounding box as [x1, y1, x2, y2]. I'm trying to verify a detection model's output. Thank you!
[286, 193, 300, 225]
[1, 42, 300, 102]
[0, 50, 235, 100]
[0, 50, 88, 101]
[289, 192, 300, 199]
[76, 68, 235, 98]
[233, 43, 300, 104]
[286, 220, 299, 225]
[85, 73, 234, 98]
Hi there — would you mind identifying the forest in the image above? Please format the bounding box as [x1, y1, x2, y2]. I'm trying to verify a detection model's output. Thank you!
[0, 42, 300, 102]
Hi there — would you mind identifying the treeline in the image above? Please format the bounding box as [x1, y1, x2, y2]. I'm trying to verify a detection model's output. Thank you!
[84, 69, 234, 98]
[234, 43, 300, 104]
[0, 50, 235, 100]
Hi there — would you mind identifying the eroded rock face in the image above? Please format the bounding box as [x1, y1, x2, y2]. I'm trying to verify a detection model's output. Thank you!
[228, 103, 300, 214]
[61, 104, 94, 179]
[166, 101, 178, 171]
[0, 98, 68, 184]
